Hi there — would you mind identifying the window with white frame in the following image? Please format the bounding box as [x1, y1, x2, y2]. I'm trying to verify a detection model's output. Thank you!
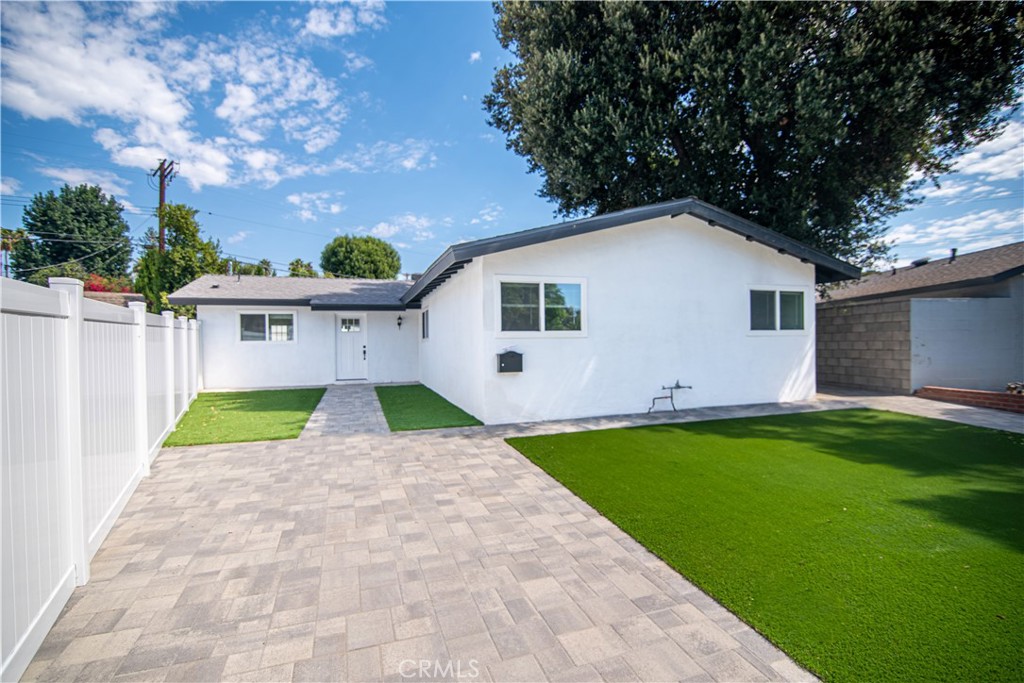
[750, 290, 804, 331]
[421, 310, 429, 339]
[499, 279, 584, 334]
[240, 312, 295, 341]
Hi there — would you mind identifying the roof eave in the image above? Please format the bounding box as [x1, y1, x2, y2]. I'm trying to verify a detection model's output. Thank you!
[309, 302, 416, 311]
[167, 297, 312, 307]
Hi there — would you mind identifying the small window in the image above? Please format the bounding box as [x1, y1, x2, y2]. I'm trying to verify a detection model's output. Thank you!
[749, 291, 776, 331]
[499, 279, 586, 334]
[421, 310, 429, 339]
[779, 291, 804, 330]
[339, 318, 360, 332]
[750, 290, 804, 331]
[241, 312, 294, 341]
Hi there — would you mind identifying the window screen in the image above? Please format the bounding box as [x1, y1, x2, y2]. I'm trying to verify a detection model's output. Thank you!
[500, 283, 541, 331]
[240, 314, 267, 341]
[750, 290, 776, 331]
[779, 292, 804, 330]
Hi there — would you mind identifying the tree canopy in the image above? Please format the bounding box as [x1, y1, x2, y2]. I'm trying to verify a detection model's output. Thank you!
[11, 184, 133, 279]
[289, 258, 318, 277]
[320, 235, 401, 279]
[485, 1, 1024, 266]
[227, 257, 275, 276]
[134, 204, 224, 312]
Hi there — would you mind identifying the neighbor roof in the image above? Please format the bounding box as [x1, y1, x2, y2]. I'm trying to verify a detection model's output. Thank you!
[402, 197, 860, 305]
[822, 242, 1024, 303]
[167, 275, 414, 310]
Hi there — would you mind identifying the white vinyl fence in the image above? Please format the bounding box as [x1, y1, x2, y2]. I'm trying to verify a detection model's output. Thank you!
[1, 277, 199, 682]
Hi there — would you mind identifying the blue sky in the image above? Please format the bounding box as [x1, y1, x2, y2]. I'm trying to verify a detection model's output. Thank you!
[1, 1, 1021, 276]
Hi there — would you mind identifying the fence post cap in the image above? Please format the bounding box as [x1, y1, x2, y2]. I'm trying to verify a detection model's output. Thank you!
[127, 301, 147, 312]
[48, 277, 84, 289]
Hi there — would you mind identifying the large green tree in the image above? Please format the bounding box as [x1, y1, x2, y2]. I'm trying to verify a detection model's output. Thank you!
[485, 1, 1024, 266]
[134, 204, 224, 312]
[11, 184, 133, 279]
[320, 235, 400, 279]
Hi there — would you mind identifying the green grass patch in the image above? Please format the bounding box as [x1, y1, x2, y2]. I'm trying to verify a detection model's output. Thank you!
[164, 388, 326, 446]
[375, 384, 482, 431]
[507, 409, 1024, 683]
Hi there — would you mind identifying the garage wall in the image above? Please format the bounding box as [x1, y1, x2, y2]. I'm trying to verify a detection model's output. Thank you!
[816, 299, 912, 393]
[910, 297, 1023, 391]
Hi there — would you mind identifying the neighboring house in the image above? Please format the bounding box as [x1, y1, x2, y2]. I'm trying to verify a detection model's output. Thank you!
[817, 242, 1024, 394]
[169, 198, 858, 424]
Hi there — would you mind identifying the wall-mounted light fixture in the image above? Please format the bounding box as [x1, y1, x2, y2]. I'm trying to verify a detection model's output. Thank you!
[396, 315, 403, 329]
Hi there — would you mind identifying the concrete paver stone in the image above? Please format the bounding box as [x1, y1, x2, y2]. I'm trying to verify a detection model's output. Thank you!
[27, 384, 1010, 682]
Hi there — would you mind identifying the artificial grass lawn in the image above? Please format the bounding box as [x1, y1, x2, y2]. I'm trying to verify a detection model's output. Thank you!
[164, 387, 326, 446]
[507, 409, 1024, 683]
[375, 384, 482, 431]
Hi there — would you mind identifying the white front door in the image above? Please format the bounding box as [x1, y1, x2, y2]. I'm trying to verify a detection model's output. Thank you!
[335, 315, 368, 380]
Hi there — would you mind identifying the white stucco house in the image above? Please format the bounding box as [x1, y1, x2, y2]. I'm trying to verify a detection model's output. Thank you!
[169, 198, 859, 424]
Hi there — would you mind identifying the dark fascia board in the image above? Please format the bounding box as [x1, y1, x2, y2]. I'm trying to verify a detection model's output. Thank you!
[167, 296, 416, 310]
[167, 297, 313, 307]
[309, 302, 417, 311]
[820, 267, 1024, 304]
[401, 198, 860, 304]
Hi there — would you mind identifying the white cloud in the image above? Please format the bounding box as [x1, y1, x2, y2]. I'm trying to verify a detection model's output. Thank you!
[469, 202, 503, 226]
[0, 177, 21, 195]
[955, 119, 1023, 181]
[37, 167, 131, 197]
[227, 231, 249, 244]
[469, 51, 481, 64]
[886, 207, 1024, 262]
[0, 3, 383, 191]
[367, 213, 435, 241]
[301, 0, 386, 38]
[286, 191, 345, 222]
[323, 139, 437, 174]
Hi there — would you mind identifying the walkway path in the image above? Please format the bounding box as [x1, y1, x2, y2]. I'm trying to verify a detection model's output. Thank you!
[23, 385, 1018, 682]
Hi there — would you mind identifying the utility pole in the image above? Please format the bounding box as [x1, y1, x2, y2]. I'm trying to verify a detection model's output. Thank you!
[150, 159, 177, 252]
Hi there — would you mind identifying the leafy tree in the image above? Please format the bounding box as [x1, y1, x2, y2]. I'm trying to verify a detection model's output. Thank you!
[288, 258, 318, 277]
[11, 184, 133, 279]
[485, 1, 1024, 266]
[226, 257, 275, 276]
[320, 235, 400, 279]
[134, 204, 224, 313]
[25, 262, 88, 287]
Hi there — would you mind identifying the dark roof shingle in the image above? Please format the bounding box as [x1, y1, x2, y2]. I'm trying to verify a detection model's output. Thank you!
[823, 242, 1024, 302]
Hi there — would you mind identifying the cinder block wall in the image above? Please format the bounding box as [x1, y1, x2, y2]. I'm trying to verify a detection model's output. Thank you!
[816, 299, 911, 393]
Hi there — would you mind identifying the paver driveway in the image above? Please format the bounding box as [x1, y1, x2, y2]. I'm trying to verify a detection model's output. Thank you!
[23, 390, 828, 683]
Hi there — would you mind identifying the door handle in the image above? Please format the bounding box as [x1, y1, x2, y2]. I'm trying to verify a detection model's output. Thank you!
[362, 345, 366, 360]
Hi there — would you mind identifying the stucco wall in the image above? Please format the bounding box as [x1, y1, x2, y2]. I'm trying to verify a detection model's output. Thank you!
[816, 299, 912, 393]
[465, 214, 816, 424]
[910, 297, 1023, 390]
[197, 305, 419, 389]
[417, 260, 486, 421]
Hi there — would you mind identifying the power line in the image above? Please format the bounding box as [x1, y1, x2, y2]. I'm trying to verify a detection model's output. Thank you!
[10, 240, 125, 273]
